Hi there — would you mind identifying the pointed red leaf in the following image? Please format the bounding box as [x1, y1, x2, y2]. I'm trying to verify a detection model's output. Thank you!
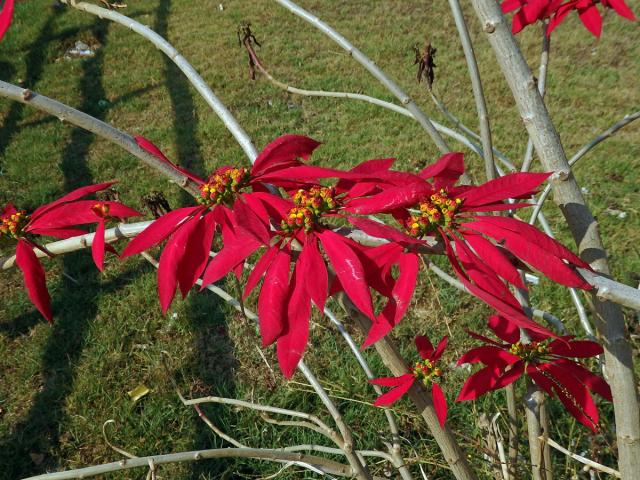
[122, 207, 200, 258]
[488, 315, 521, 344]
[177, 211, 217, 297]
[458, 345, 520, 367]
[92, 221, 107, 271]
[374, 376, 415, 406]
[548, 338, 603, 358]
[298, 236, 328, 312]
[135, 136, 204, 184]
[29, 227, 88, 239]
[415, 335, 434, 359]
[319, 230, 375, 320]
[578, 3, 602, 37]
[157, 216, 202, 313]
[432, 336, 449, 362]
[30, 182, 114, 220]
[431, 383, 448, 428]
[232, 196, 271, 244]
[370, 375, 414, 387]
[346, 182, 432, 215]
[277, 267, 311, 378]
[252, 134, 321, 177]
[457, 365, 506, 401]
[15, 239, 52, 322]
[243, 245, 278, 298]
[200, 231, 261, 287]
[459, 172, 550, 208]
[552, 359, 612, 401]
[604, 0, 636, 20]
[257, 249, 291, 346]
[418, 152, 465, 189]
[0, 0, 14, 42]
[462, 232, 525, 289]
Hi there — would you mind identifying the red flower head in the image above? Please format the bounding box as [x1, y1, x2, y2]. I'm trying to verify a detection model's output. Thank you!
[0, 0, 14, 42]
[123, 134, 328, 314]
[457, 315, 610, 432]
[501, 0, 636, 37]
[1, 183, 140, 321]
[371, 335, 449, 428]
[224, 183, 406, 378]
[349, 152, 588, 337]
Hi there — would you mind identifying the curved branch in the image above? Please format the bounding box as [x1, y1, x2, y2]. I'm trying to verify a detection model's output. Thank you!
[448, 0, 496, 180]
[273, 0, 451, 157]
[21, 447, 355, 480]
[0, 81, 201, 196]
[60, 0, 259, 162]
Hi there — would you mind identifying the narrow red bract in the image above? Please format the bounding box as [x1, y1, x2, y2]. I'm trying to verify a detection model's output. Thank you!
[0, 0, 14, 42]
[1, 183, 139, 321]
[457, 315, 610, 432]
[370, 334, 449, 428]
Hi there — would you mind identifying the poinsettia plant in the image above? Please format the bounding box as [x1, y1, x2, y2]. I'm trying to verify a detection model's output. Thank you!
[457, 315, 610, 432]
[1, 182, 139, 321]
[2, 0, 638, 478]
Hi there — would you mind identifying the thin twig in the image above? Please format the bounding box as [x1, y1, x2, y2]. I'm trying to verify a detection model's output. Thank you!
[542, 437, 621, 478]
[273, 0, 452, 157]
[521, 23, 550, 173]
[60, 0, 258, 162]
[448, 0, 496, 180]
[21, 448, 356, 480]
[529, 111, 640, 225]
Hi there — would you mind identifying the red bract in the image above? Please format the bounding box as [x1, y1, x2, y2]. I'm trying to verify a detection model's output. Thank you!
[457, 315, 610, 432]
[501, 0, 636, 37]
[1, 183, 139, 321]
[124, 135, 325, 313]
[0, 0, 14, 42]
[350, 152, 589, 336]
[371, 335, 449, 428]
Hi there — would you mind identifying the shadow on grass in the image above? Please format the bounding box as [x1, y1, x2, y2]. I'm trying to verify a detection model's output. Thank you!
[0, 8, 63, 174]
[0, 16, 145, 479]
[153, 1, 239, 477]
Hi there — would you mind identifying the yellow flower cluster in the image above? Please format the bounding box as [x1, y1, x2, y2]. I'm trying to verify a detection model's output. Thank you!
[0, 210, 28, 239]
[293, 186, 337, 215]
[199, 167, 249, 206]
[281, 206, 315, 234]
[509, 341, 547, 360]
[412, 358, 443, 386]
[405, 190, 461, 237]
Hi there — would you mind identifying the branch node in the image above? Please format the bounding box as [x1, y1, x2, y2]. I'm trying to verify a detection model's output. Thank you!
[21, 89, 33, 101]
[483, 22, 496, 33]
[552, 169, 570, 182]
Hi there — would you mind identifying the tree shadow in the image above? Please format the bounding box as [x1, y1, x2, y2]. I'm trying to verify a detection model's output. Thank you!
[0, 16, 147, 479]
[153, 1, 239, 477]
[0, 5, 77, 173]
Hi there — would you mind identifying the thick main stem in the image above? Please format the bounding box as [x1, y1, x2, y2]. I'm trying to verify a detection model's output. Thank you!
[524, 383, 545, 480]
[469, 2, 640, 477]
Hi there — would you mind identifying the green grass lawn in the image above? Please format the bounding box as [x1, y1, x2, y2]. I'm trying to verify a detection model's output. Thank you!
[1, 0, 639, 478]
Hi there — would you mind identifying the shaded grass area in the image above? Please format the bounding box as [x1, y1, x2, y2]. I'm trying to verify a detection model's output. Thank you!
[0, 0, 638, 478]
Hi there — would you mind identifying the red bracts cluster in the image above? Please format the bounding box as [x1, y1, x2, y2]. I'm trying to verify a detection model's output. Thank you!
[371, 334, 449, 428]
[457, 315, 610, 431]
[2, 131, 609, 431]
[0, 0, 14, 42]
[501, 0, 636, 37]
[1, 183, 140, 321]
